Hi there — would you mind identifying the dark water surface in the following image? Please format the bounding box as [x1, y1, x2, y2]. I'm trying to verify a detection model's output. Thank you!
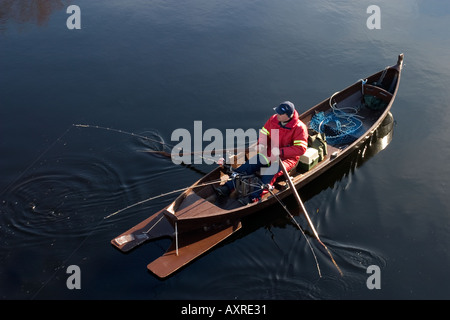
[1, 1, 450, 300]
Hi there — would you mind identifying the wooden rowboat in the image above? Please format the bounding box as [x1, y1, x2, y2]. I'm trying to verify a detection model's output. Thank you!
[111, 54, 404, 278]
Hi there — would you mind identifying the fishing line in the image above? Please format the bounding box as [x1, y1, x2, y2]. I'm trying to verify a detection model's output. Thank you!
[103, 178, 228, 219]
[18, 124, 170, 298]
[0, 124, 94, 299]
[31, 214, 106, 299]
[143, 215, 165, 234]
[17, 125, 246, 295]
[267, 188, 322, 278]
[73, 123, 221, 164]
[73, 124, 171, 149]
[0, 125, 78, 299]
[136, 137, 258, 157]
[13, 124, 207, 298]
[0, 126, 73, 197]
[277, 169, 344, 277]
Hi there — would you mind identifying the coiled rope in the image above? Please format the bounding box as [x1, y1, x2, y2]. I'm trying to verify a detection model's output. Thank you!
[309, 80, 366, 145]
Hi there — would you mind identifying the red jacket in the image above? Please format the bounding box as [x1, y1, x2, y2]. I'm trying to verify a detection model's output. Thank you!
[259, 110, 308, 170]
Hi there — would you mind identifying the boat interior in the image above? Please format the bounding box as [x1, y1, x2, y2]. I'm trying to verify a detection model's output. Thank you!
[172, 64, 400, 214]
[112, 55, 402, 279]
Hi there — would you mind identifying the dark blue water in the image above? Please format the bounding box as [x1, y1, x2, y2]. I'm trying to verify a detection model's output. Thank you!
[1, 0, 450, 300]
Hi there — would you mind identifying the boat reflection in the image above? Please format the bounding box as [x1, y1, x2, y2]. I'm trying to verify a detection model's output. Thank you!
[300, 111, 395, 202]
[361, 111, 394, 157]
[0, 0, 66, 30]
[240, 112, 395, 232]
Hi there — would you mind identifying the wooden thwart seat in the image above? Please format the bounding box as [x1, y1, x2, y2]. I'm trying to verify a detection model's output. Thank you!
[176, 192, 226, 219]
[364, 84, 393, 102]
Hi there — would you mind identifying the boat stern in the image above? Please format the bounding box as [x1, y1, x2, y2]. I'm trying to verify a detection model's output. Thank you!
[111, 210, 174, 252]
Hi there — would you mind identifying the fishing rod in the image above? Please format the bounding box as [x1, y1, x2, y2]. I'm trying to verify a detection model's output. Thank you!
[279, 161, 343, 277]
[137, 146, 255, 157]
[103, 177, 228, 219]
[267, 187, 322, 278]
[75, 124, 341, 275]
[0, 126, 73, 197]
[73, 124, 170, 147]
[74, 123, 255, 164]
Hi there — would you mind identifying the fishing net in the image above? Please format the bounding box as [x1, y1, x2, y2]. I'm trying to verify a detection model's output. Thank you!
[309, 104, 364, 145]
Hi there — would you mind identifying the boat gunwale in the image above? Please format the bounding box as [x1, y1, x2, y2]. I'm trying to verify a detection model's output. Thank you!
[170, 54, 404, 226]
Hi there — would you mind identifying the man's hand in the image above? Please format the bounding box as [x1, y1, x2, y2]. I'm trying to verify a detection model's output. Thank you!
[269, 147, 280, 163]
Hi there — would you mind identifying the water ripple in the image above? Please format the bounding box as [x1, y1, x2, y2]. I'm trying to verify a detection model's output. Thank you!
[179, 223, 388, 299]
[0, 154, 126, 241]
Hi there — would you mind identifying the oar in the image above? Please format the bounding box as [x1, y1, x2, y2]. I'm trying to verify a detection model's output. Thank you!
[267, 187, 322, 277]
[279, 160, 343, 276]
[138, 147, 250, 157]
[139, 144, 258, 163]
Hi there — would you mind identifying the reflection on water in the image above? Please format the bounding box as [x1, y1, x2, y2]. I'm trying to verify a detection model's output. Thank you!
[1, 131, 121, 248]
[188, 113, 395, 299]
[0, 112, 394, 299]
[298, 112, 395, 203]
[0, 125, 179, 241]
[0, 0, 68, 30]
[2, 0, 450, 301]
[0, 125, 188, 298]
[360, 112, 394, 159]
[2, 155, 122, 239]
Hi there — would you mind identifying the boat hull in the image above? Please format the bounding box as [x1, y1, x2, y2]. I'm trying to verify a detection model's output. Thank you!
[112, 54, 404, 278]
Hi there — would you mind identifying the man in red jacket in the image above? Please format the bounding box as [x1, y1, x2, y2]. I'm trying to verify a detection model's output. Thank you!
[217, 101, 308, 202]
